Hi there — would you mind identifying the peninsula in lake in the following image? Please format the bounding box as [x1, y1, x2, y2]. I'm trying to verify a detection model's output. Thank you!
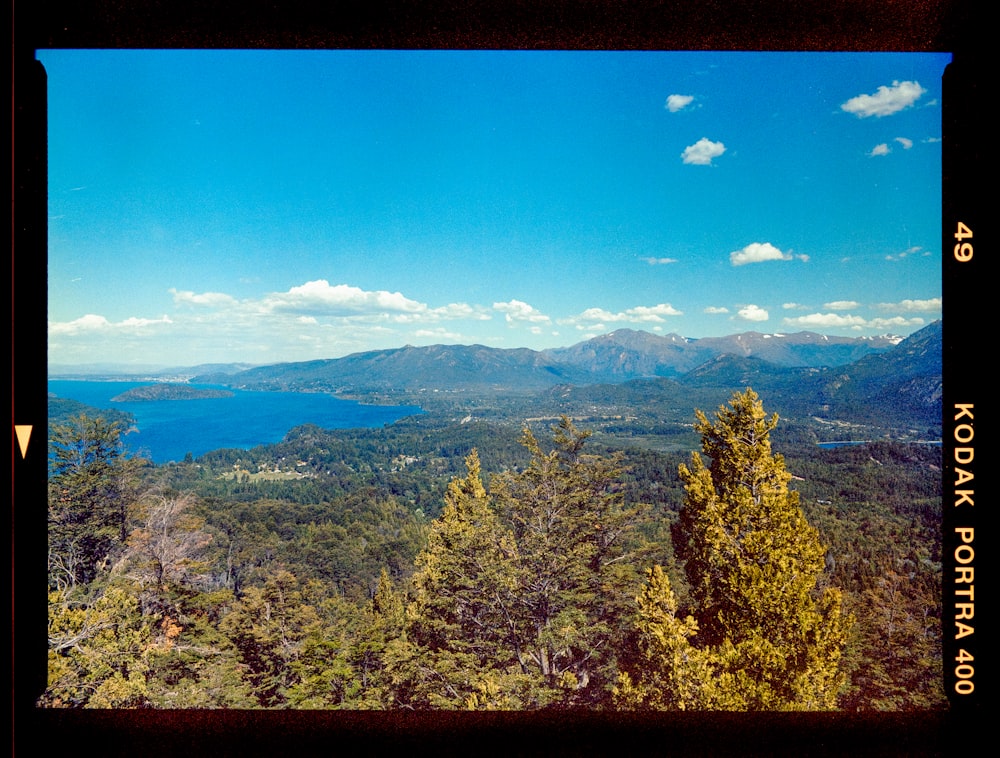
[110, 384, 235, 402]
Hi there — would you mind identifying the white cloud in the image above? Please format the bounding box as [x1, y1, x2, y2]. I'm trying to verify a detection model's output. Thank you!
[869, 143, 891, 157]
[52, 291, 475, 366]
[265, 280, 426, 316]
[121, 316, 165, 328]
[867, 316, 925, 330]
[841, 80, 927, 118]
[564, 303, 683, 326]
[493, 299, 551, 324]
[782, 302, 807, 310]
[665, 94, 694, 113]
[824, 300, 860, 311]
[626, 304, 684, 321]
[729, 242, 791, 266]
[681, 137, 726, 166]
[704, 306, 729, 314]
[53, 279, 509, 365]
[431, 302, 491, 320]
[877, 297, 942, 312]
[642, 257, 678, 265]
[885, 246, 926, 261]
[49, 314, 111, 334]
[736, 305, 769, 322]
[49, 313, 173, 335]
[783, 313, 867, 328]
[413, 328, 463, 340]
[575, 308, 619, 323]
[243, 281, 490, 327]
[895, 137, 914, 149]
[170, 288, 238, 307]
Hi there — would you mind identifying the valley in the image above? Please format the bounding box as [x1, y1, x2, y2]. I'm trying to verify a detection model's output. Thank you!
[40, 321, 945, 711]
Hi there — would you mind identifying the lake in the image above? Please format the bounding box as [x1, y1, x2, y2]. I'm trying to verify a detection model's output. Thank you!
[48, 380, 422, 464]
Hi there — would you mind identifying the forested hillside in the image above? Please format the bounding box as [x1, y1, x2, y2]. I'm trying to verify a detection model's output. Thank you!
[40, 386, 944, 711]
[191, 325, 926, 396]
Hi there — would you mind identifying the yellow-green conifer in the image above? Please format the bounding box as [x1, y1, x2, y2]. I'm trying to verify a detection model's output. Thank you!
[620, 389, 850, 710]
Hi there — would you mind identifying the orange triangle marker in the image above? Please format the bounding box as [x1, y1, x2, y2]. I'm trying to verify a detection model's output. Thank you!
[15, 425, 32, 458]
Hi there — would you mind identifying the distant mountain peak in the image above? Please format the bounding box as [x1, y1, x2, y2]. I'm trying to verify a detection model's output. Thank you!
[186, 324, 937, 399]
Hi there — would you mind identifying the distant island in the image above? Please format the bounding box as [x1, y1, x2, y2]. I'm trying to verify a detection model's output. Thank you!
[111, 384, 235, 402]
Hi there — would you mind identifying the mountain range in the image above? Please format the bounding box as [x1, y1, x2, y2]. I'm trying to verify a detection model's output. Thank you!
[192, 324, 939, 418]
[542, 328, 901, 382]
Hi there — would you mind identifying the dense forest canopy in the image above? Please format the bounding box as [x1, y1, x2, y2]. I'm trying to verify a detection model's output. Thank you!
[40, 383, 944, 711]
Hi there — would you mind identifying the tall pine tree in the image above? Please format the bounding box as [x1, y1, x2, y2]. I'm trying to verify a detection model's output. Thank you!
[618, 389, 849, 710]
[396, 421, 646, 709]
[394, 450, 522, 708]
[491, 418, 644, 707]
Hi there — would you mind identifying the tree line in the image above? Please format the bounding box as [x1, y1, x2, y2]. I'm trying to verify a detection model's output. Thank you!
[40, 389, 944, 709]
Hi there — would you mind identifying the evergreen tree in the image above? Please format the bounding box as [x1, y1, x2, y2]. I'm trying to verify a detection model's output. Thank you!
[392, 450, 522, 708]
[48, 414, 144, 588]
[284, 585, 372, 709]
[620, 389, 849, 710]
[219, 569, 321, 707]
[343, 568, 409, 708]
[613, 565, 735, 710]
[42, 583, 153, 708]
[491, 418, 644, 706]
[396, 421, 646, 709]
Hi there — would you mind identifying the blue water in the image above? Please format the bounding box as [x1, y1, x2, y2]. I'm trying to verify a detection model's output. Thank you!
[48, 380, 421, 464]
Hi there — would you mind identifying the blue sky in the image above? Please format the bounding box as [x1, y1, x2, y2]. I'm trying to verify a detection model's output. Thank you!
[40, 50, 949, 368]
